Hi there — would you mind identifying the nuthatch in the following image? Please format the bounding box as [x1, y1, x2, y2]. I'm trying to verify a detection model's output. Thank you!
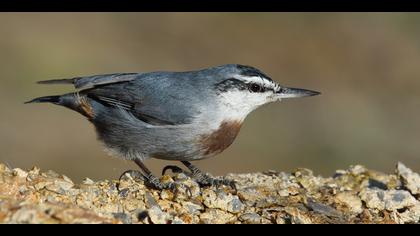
[26, 64, 320, 191]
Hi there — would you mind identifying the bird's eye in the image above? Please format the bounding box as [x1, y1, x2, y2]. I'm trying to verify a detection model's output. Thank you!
[248, 83, 264, 93]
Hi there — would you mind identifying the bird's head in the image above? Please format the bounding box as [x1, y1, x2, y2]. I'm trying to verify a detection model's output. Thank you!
[210, 64, 320, 120]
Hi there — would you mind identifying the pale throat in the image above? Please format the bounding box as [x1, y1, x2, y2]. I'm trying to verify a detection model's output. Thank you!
[215, 91, 266, 123]
[194, 91, 270, 130]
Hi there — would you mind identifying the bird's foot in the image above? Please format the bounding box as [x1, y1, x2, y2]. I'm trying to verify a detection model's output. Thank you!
[144, 173, 176, 191]
[117, 169, 191, 196]
[179, 161, 237, 192]
[194, 174, 237, 192]
[161, 164, 236, 192]
[144, 173, 192, 197]
[117, 169, 145, 192]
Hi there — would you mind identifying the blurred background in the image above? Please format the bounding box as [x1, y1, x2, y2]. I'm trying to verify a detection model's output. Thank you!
[1, 13, 420, 182]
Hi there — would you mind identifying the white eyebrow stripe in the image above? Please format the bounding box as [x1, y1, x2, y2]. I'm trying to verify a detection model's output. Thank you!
[236, 75, 278, 89]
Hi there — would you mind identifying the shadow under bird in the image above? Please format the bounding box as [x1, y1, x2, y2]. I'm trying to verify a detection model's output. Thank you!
[26, 64, 320, 191]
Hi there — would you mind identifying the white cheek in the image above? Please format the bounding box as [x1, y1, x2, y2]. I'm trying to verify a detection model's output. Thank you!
[218, 91, 268, 121]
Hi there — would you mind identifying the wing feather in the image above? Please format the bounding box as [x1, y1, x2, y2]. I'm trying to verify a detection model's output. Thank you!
[37, 73, 139, 89]
[40, 71, 203, 126]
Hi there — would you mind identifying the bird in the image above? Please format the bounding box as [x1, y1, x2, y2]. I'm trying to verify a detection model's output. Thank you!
[26, 64, 320, 191]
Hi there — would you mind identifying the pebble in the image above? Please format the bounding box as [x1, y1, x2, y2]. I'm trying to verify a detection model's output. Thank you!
[202, 189, 244, 213]
[397, 162, 420, 195]
[359, 189, 417, 211]
[239, 212, 262, 224]
[334, 191, 363, 215]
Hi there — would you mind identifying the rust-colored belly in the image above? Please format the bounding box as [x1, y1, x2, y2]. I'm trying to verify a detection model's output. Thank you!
[200, 120, 242, 156]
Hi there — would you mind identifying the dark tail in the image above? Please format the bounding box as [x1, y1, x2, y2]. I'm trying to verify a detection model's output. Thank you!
[37, 78, 76, 85]
[24, 95, 61, 104]
[25, 93, 94, 119]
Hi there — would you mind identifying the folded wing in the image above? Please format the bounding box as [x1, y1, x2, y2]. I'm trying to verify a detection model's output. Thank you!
[37, 73, 139, 90]
[37, 72, 202, 126]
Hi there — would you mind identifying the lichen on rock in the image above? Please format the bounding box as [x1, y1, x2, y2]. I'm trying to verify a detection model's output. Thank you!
[0, 162, 419, 224]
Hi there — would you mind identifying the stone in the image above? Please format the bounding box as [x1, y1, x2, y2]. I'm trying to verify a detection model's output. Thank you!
[239, 212, 262, 224]
[202, 189, 244, 213]
[359, 189, 417, 211]
[112, 212, 132, 224]
[349, 165, 368, 176]
[306, 198, 342, 218]
[334, 192, 363, 215]
[181, 201, 203, 215]
[147, 206, 170, 224]
[285, 206, 313, 224]
[82, 178, 95, 185]
[62, 175, 74, 184]
[394, 202, 420, 224]
[200, 209, 236, 224]
[45, 180, 74, 194]
[12, 168, 28, 178]
[0, 163, 9, 173]
[396, 162, 420, 195]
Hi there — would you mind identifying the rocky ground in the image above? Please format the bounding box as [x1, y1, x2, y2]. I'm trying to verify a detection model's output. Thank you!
[0, 162, 419, 224]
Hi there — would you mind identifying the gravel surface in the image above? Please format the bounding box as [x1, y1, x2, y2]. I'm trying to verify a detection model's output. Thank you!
[0, 162, 419, 224]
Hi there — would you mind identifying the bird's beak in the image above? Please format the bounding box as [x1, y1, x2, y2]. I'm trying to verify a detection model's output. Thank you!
[275, 86, 321, 99]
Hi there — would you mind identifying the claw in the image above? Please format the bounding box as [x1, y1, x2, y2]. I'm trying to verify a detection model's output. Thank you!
[143, 174, 164, 190]
[161, 165, 185, 176]
[119, 169, 145, 181]
[174, 183, 193, 198]
[117, 169, 145, 192]
[164, 182, 177, 192]
[146, 176, 193, 198]
[173, 182, 193, 198]
[197, 176, 237, 192]
[228, 180, 238, 193]
[128, 159, 191, 197]
[185, 185, 193, 198]
[179, 161, 236, 192]
[220, 178, 237, 193]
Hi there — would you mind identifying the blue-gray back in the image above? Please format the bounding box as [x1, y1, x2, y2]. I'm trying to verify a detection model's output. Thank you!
[80, 69, 226, 125]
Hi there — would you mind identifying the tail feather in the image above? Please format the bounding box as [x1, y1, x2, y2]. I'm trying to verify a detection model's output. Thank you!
[37, 78, 76, 85]
[25, 93, 94, 119]
[24, 95, 61, 104]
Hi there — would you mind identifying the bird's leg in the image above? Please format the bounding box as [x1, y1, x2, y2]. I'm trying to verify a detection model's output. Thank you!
[180, 161, 236, 191]
[133, 159, 177, 192]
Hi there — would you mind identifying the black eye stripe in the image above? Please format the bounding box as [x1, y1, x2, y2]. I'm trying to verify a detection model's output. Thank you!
[215, 78, 247, 93]
[248, 83, 265, 93]
[216, 78, 273, 94]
